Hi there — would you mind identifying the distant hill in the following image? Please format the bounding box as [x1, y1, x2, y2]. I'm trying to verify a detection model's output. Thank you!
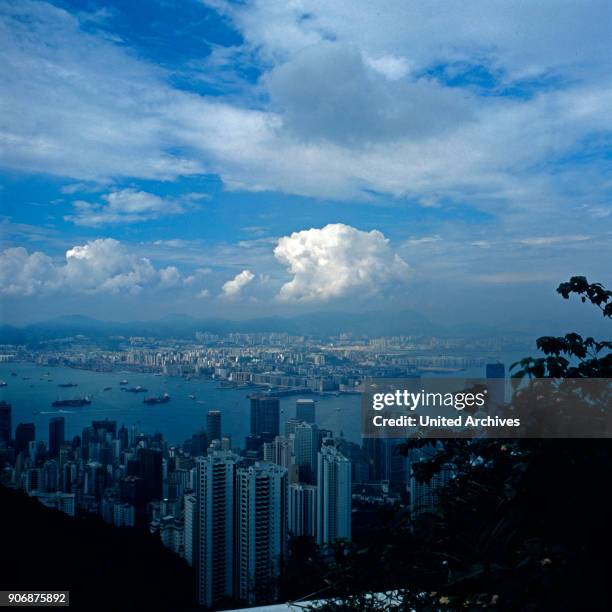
[0, 310, 445, 344]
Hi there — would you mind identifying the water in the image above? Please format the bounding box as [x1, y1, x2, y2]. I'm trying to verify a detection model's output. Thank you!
[0, 363, 362, 446]
[0, 352, 529, 447]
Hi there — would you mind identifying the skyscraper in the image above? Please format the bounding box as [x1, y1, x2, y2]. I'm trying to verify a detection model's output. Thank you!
[49, 416, 65, 457]
[138, 448, 163, 503]
[262, 435, 294, 470]
[288, 483, 317, 537]
[486, 362, 506, 408]
[294, 422, 319, 484]
[0, 401, 12, 447]
[295, 398, 316, 424]
[15, 422, 35, 455]
[206, 410, 222, 442]
[184, 494, 196, 567]
[250, 396, 280, 438]
[236, 462, 288, 605]
[196, 450, 238, 608]
[316, 442, 351, 546]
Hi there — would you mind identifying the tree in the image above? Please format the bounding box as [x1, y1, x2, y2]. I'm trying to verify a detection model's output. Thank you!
[313, 277, 612, 611]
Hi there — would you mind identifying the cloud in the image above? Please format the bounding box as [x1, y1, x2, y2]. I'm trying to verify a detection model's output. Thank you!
[0, 0, 611, 246]
[65, 189, 203, 226]
[0, 239, 183, 296]
[207, 0, 612, 82]
[220, 269, 255, 299]
[515, 235, 591, 247]
[263, 42, 472, 145]
[273, 223, 410, 301]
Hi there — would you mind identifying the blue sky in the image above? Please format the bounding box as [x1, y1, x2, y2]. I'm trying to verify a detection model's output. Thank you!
[0, 0, 610, 330]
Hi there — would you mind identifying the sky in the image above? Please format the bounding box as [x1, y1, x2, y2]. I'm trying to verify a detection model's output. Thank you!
[0, 0, 610, 331]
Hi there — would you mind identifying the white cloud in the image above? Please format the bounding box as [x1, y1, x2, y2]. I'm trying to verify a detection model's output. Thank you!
[0, 0, 610, 241]
[0, 239, 183, 296]
[273, 223, 410, 302]
[207, 0, 612, 81]
[220, 269, 255, 299]
[515, 235, 591, 246]
[64, 189, 203, 226]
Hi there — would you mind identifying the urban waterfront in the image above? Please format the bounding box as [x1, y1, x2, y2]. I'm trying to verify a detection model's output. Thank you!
[0, 362, 364, 446]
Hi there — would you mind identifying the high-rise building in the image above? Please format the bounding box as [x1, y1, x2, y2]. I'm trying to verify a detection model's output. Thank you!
[15, 422, 35, 456]
[295, 399, 316, 424]
[138, 448, 163, 502]
[184, 494, 197, 567]
[294, 422, 319, 484]
[486, 362, 506, 407]
[284, 418, 302, 437]
[196, 450, 238, 608]
[250, 396, 280, 438]
[49, 416, 65, 457]
[0, 401, 12, 447]
[236, 462, 288, 605]
[288, 483, 317, 537]
[316, 442, 351, 546]
[263, 435, 294, 469]
[206, 410, 222, 442]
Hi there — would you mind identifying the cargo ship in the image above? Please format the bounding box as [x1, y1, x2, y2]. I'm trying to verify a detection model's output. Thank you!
[143, 393, 170, 405]
[52, 397, 91, 408]
[125, 385, 148, 393]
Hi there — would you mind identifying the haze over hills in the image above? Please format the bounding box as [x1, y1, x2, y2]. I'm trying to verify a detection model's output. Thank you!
[0, 310, 443, 344]
[0, 309, 596, 346]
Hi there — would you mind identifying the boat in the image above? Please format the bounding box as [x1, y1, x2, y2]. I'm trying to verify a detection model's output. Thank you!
[143, 393, 170, 405]
[103, 387, 112, 391]
[188, 394, 196, 400]
[125, 386, 147, 393]
[52, 397, 91, 408]
[58, 382, 78, 388]
[0, 380, 7, 387]
[119, 380, 128, 385]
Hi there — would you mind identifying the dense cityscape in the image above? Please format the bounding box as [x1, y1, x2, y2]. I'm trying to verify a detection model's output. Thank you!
[0, 329, 511, 609]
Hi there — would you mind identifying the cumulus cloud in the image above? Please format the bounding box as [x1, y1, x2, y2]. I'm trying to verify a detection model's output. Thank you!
[220, 269, 254, 299]
[0, 239, 182, 296]
[273, 223, 410, 301]
[64, 189, 204, 226]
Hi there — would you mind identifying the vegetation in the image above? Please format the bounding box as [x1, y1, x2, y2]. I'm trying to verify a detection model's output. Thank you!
[310, 277, 612, 611]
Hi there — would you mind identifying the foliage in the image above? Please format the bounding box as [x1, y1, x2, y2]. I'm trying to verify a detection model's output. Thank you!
[311, 277, 612, 611]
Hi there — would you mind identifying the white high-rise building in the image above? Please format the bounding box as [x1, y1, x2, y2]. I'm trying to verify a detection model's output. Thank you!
[263, 435, 294, 470]
[196, 450, 238, 608]
[236, 462, 288, 606]
[316, 442, 351, 546]
[288, 483, 317, 537]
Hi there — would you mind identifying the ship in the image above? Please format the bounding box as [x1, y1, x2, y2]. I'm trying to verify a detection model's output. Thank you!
[52, 397, 91, 408]
[119, 379, 128, 385]
[125, 385, 148, 393]
[103, 386, 112, 391]
[143, 393, 170, 405]
[188, 394, 196, 400]
[58, 382, 78, 388]
[0, 380, 7, 387]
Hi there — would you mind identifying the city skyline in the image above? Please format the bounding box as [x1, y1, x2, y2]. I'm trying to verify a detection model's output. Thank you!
[1, 0, 610, 329]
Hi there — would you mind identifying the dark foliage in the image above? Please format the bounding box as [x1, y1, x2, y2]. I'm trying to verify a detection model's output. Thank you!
[313, 277, 612, 611]
[1, 486, 198, 612]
